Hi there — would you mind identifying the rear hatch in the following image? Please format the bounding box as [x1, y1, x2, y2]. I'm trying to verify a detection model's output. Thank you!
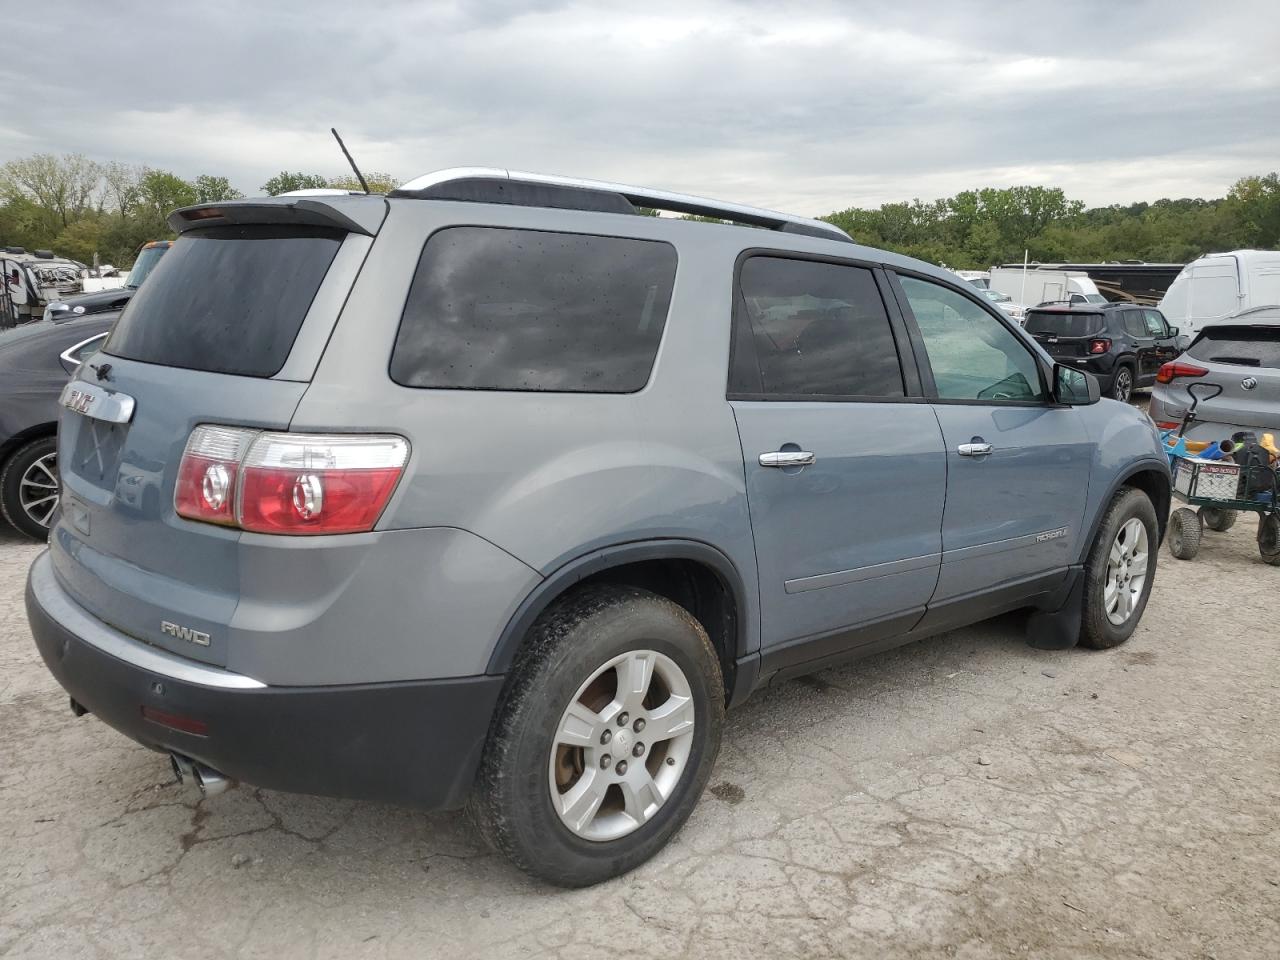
[51, 197, 383, 668]
[1024, 309, 1105, 358]
[1176, 325, 1280, 431]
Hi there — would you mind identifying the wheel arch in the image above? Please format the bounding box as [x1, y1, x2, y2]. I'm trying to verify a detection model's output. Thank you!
[1080, 460, 1172, 558]
[0, 422, 57, 468]
[486, 539, 757, 706]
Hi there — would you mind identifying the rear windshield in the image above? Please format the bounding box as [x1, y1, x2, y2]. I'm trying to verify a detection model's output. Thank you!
[105, 226, 342, 377]
[1187, 327, 1280, 368]
[1024, 311, 1104, 337]
[390, 226, 676, 392]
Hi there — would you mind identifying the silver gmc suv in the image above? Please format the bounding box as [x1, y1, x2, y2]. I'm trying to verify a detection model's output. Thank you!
[26, 169, 1171, 886]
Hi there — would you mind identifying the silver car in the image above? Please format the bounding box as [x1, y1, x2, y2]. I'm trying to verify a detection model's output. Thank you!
[1149, 305, 1280, 440]
[26, 169, 1170, 886]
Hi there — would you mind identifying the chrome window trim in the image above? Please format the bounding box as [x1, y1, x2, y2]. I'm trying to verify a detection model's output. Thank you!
[58, 332, 107, 368]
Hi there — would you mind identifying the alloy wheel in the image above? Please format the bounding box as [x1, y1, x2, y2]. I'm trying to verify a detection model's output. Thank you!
[19, 452, 59, 530]
[1114, 368, 1132, 402]
[549, 649, 695, 842]
[1104, 517, 1149, 624]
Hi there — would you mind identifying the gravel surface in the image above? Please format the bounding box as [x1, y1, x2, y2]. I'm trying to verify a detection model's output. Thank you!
[2, 507, 1277, 959]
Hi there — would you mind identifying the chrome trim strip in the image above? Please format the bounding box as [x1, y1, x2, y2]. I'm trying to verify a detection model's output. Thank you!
[396, 167, 852, 243]
[784, 552, 941, 595]
[58, 379, 135, 424]
[941, 527, 1071, 564]
[58, 333, 108, 369]
[29, 553, 267, 690]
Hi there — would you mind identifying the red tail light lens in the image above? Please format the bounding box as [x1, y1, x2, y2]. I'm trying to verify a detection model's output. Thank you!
[1089, 338, 1112, 355]
[238, 433, 409, 534]
[1155, 362, 1208, 384]
[174, 426, 255, 525]
[175, 428, 409, 535]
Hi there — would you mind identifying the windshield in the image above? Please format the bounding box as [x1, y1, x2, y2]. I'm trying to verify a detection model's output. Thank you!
[983, 290, 1012, 303]
[1187, 327, 1280, 369]
[1024, 311, 1104, 337]
[125, 244, 169, 288]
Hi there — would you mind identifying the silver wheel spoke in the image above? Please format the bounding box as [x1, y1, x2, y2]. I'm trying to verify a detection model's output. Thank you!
[33, 459, 57, 484]
[620, 770, 663, 826]
[1128, 554, 1148, 577]
[645, 694, 694, 742]
[1104, 580, 1118, 612]
[556, 700, 601, 747]
[614, 651, 656, 709]
[24, 494, 57, 510]
[558, 769, 608, 833]
[1109, 540, 1125, 567]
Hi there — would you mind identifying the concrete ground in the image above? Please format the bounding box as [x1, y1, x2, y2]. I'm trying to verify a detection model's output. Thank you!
[2, 511, 1278, 959]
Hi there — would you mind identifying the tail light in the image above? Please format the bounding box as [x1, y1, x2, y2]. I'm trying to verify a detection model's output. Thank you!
[1088, 338, 1112, 355]
[175, 427, 409, 535]
[1155, 362, 1208, 384]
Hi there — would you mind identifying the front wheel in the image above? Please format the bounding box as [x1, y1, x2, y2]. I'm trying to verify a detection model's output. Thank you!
[1080, 487, 1158, 648]
[0, 436, 59, 540]
[469, 585, 724, 887]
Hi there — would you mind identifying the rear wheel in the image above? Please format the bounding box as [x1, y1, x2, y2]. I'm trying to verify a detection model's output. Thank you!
[1200, 507, 1237, 532]
[469, 585, 724, 887]
[1081, 487, 1157, 648]
[1168, 507, 1202, 560]
[1110, 365, 1134, 402]
[0, 436, 59, 540]
[1258, 514, 1280, 566]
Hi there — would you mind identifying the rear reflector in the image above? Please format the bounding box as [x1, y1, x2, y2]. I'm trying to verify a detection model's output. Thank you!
[175, 427, 409, 535]
[141, 706, 209, 736]
[1155, 362, 1209, 384]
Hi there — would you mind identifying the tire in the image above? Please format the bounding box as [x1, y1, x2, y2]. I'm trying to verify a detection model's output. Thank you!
[0, 436, 59, 541]
[469, 584, 725, 887]
[1110, 364, 1134, 402]
[1258, 514, 1280, 566]
[1167, 507, 1202, 561]
[1200, 507, 1237, 532]
[1080, 487, 1159, 649]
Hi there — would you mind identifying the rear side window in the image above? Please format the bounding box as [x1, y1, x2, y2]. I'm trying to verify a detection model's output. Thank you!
[390, 227, 676, 393]
[106, 226, 342, 377]
[1024, 311, 1103, 337]
[1187, 327, 1280, 368]
[1121, 311, 1149, 337]
[729, 257, 904, 398]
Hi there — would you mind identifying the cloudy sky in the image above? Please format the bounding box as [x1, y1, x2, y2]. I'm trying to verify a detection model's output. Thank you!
[6, 0, 1278, 215]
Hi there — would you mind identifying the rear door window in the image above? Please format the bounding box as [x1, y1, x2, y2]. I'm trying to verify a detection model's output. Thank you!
[1187, 327, 1280, 368]
[729, 256, 905, 398]
[105, 226, 342, 377]
[390, 227, 676, 393]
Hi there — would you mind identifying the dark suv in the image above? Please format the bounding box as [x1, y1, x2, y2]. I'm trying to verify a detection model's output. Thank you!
[1024, 303, 1182, 401]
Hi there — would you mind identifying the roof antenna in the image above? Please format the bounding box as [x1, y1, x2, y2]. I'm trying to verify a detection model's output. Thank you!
[331, 127, 370, 194]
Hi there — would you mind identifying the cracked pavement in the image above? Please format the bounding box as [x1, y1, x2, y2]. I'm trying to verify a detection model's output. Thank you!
[2, 518, 1277, 959]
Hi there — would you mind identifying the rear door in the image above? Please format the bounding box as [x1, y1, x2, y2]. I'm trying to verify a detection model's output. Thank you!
[729, 255, 946, 668]
[1143, 309, 1181, 379]
[52, 213, 376, 667]
[1120, 308, 1159, 381]
[889, 272, 1093, 619]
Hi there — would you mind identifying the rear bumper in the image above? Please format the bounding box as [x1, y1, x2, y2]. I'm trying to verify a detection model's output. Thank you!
[26, 552, 502, 810]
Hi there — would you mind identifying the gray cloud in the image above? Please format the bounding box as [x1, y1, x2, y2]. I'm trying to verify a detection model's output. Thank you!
[4, 0, 1278, 214]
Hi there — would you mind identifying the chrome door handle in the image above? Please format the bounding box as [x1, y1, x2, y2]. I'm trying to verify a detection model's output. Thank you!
[759, 451, 816, 468]
[957, 442, 993, 457]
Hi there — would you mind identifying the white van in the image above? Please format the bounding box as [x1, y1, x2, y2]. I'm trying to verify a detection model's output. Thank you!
[1158, 250, 1280, 338]
[988, 267, 1107, 308]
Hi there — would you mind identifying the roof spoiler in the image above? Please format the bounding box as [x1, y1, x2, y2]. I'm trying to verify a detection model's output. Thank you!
[168, 195, 387, 237]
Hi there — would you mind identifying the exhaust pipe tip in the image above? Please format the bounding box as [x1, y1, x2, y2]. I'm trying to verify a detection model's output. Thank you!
[192, 763, 233, 798]
[170, 753, 195, 784]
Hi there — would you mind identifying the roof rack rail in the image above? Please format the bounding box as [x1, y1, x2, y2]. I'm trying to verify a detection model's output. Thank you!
[391, 167, 852, 244]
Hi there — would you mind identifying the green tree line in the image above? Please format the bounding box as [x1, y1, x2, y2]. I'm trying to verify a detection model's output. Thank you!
[0, 154, 397, 268]
[1, 152, 1276, 270]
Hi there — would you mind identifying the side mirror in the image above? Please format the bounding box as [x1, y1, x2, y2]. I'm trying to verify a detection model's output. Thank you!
[1168, 325, 1180, 336]
[1054, 364, 1100, 405]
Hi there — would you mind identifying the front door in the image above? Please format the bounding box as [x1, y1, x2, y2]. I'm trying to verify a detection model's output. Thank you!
[728, 255, 947, 668]
[890, 273, 1094, 610]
